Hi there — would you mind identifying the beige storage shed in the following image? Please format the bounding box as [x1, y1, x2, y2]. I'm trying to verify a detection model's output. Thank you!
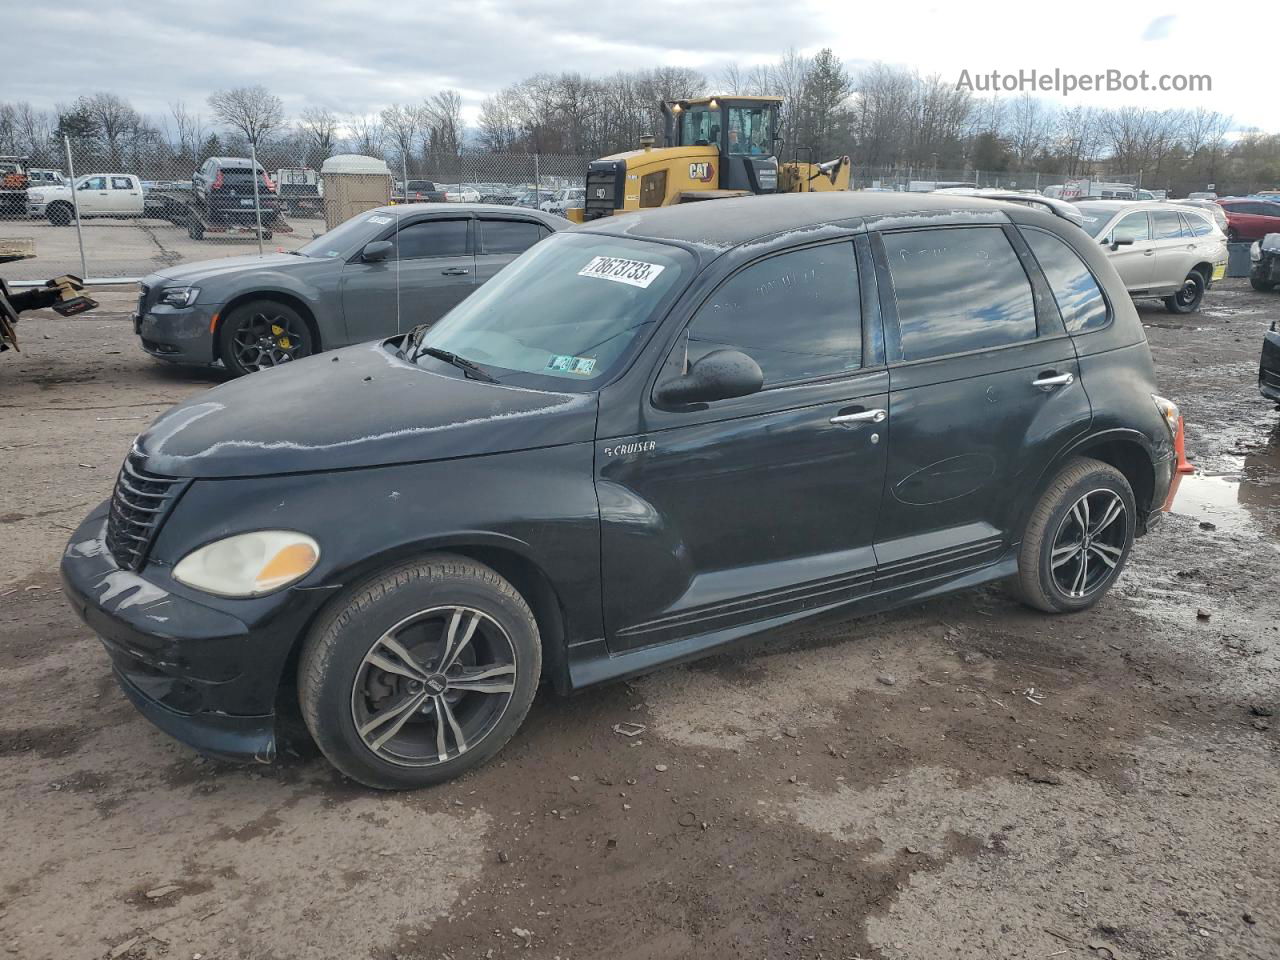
[320, 154, 393, 230]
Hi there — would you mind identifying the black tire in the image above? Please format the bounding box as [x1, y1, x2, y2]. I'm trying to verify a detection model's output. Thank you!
[1010, 457, 1136, 614]
[187, 220, 204, 240]
[1163, 270, 1205, 313]
[1251, 277, 1276, 293]
[298, 554, 542, 790]
[46, 202, 72, 227]
[261, 230, 273, 241]
[217, 298, 313, 376]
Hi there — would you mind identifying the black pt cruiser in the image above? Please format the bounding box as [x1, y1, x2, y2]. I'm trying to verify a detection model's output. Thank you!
[62, 193, 1179, 789]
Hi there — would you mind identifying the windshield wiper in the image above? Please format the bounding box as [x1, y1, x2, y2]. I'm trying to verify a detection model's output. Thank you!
[418, 346, 499, 383]
[401, 323, 430, 360]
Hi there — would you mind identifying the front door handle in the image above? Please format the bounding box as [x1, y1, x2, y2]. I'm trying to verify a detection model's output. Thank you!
[441, 267, 469, 276]
[1143, 249, 1155, 256]
[1032, 372, 1075, 390]
[830, 408, 887, 425]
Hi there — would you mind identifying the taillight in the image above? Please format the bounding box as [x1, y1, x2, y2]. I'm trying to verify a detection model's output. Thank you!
[262, 172, 276, 192]
[212, 170, 223, 189]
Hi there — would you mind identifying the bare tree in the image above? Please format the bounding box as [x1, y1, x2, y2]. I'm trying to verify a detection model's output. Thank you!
[380, 103, 422, 174]
[208, 85, 284, 146]
[298, 107, 340, 164]
[346, 113, 385, 157]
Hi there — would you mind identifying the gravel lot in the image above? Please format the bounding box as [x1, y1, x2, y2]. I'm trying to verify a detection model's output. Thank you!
[0, 281, 1277, 960]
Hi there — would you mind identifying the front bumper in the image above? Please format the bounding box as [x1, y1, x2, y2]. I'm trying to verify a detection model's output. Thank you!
[59, 503, 323, 762]
[1261, 326, 1280, 402]
[135, 301, 221, 364]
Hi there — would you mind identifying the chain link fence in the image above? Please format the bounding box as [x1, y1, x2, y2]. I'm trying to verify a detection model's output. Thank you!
[0, 143, 591, 282]
[1, 142, 1150, 283]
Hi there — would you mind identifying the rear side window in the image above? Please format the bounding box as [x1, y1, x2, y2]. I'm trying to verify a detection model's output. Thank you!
[1151, 210, 1184, 239]
[111, 177, 133, 190]
[481, 219, 544, 255]
[393, 219, 469, 259]
[685, 242, 861, 386]
[1022, 228, 1109, 334]
[883, 226, 1036, 361]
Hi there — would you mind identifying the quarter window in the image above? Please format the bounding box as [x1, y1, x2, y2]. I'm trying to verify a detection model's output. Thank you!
[392, 219, 469, 259]
[883, 226, 1037, 361]
[1181, 212, 1211, 237]
[1023, 228, 1109, 334]
[480, 219, 544, 255]
[685, 243, 861, 386]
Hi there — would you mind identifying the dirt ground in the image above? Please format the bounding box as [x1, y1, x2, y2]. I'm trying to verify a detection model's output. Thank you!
[0, 282, 1278, 960]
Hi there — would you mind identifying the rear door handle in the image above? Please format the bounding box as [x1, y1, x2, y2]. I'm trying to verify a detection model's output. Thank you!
[830, 408, 886, 425]
[1032, 372, 1074, 390]
[441, 267, 469, 276]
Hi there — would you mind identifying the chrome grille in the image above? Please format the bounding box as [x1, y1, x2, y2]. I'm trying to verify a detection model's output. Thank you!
[105, 450, 184, 571]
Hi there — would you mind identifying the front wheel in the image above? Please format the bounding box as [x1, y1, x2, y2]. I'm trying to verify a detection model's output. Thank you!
[298, 555, 542, 790]
[1164, 270, 1205, 313]
[46, 202, 72, 226]
[1010, 457, 1136, 613]
[217, 298, 313, 376]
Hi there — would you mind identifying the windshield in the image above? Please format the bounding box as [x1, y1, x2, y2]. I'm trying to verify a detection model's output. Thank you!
[417, 233, 691, 390]
[296, 210, 389, 258]
[1075, 204, 1114, 238]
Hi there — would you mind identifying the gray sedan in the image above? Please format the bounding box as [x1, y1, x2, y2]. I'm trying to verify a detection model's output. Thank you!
[134, 203, 570, 376]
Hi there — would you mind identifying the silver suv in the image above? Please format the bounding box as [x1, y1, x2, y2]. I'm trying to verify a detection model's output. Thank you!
[1076, 200, 1228, 313]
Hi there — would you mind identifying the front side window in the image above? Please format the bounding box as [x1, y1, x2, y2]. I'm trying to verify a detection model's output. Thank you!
[419, 233, 690, 389]
[1151, 210, 1184, 239]
[1111, 213, 1151, 243]
[884, 226, 1037, 361]
[79, 176, 106, 190]
[726, 106, 771, 156]
[393, 219, 469, 260]
[679, 106, 717, 146]
[480, 219, 544, 255]
[1023, 228, 1108, 334]
[683, 243, 861, 387]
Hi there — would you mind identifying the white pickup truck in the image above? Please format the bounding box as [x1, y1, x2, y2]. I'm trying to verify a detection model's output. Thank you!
[27, 174, 144, 225]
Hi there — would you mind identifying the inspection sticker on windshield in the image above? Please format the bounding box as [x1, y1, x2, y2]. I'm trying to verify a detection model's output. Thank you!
[578, 256, 665, 288]
[546, 354, 597, 376]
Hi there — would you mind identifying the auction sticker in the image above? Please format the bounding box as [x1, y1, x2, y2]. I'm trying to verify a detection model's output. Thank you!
[578, 256, 665, 288]
[546, 354, 597, 376]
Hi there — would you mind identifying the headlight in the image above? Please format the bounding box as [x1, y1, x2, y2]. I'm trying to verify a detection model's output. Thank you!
[158, 286, 200, 307]
[1151, 394, 1180, 440]
[1251, 242, 1262, 263]
[172, 531, 319, 597]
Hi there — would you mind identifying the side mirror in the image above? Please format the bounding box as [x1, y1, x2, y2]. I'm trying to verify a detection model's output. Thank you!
[1108, 237, 1135, 251]
[362, 240, 393, 262]
[655, 348, 764, 407]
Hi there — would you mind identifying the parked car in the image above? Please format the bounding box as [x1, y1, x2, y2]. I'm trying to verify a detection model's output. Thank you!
[1075, 200, 1227, 312]
[512, 189, 543, 209]
[132, 203, 568, 376]
[540, 187, 585, 215]
[395, 180, 448, 203]
[0, 156, 30, 216]
[274, 167, 322, 216]
[63, 192, 1180, 789]
[27, 174, 144, 225]
[1170, 198, 1228, 233]
[1251, 233, 1280, 293]
[443, 185, 481, 203]
[1260, 319, 1280, 404]
[1217, 197, 1280, 243]
[192, 157, 281, 227]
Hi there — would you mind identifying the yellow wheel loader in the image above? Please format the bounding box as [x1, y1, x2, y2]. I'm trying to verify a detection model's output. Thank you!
[573, 95, 850, 223]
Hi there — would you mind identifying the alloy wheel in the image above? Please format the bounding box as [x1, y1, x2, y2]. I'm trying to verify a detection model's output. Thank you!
[1050, 489, 1127, 599]
[350, 606, 518, 767]
[231, 311, 307, 371]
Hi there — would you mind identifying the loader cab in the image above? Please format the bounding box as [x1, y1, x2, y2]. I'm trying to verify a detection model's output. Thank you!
[665, 96, 781, 195]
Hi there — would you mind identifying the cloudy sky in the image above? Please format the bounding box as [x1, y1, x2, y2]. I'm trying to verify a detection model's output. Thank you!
[8, 0, 1263, 130]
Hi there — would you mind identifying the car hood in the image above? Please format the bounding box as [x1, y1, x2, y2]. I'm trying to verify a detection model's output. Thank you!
[134, 340, 598, 478]
[151, 253, 313, 284]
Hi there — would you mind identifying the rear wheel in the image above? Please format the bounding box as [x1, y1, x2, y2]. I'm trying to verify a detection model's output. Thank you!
[1163, 270, 1205, 313]
[298, 555, 541, 790]
[46, 202, 72, 226]
[218, 298, 313, 376]
[1251, 277, 1276, 292]
[1010, 457, 1136, 614]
